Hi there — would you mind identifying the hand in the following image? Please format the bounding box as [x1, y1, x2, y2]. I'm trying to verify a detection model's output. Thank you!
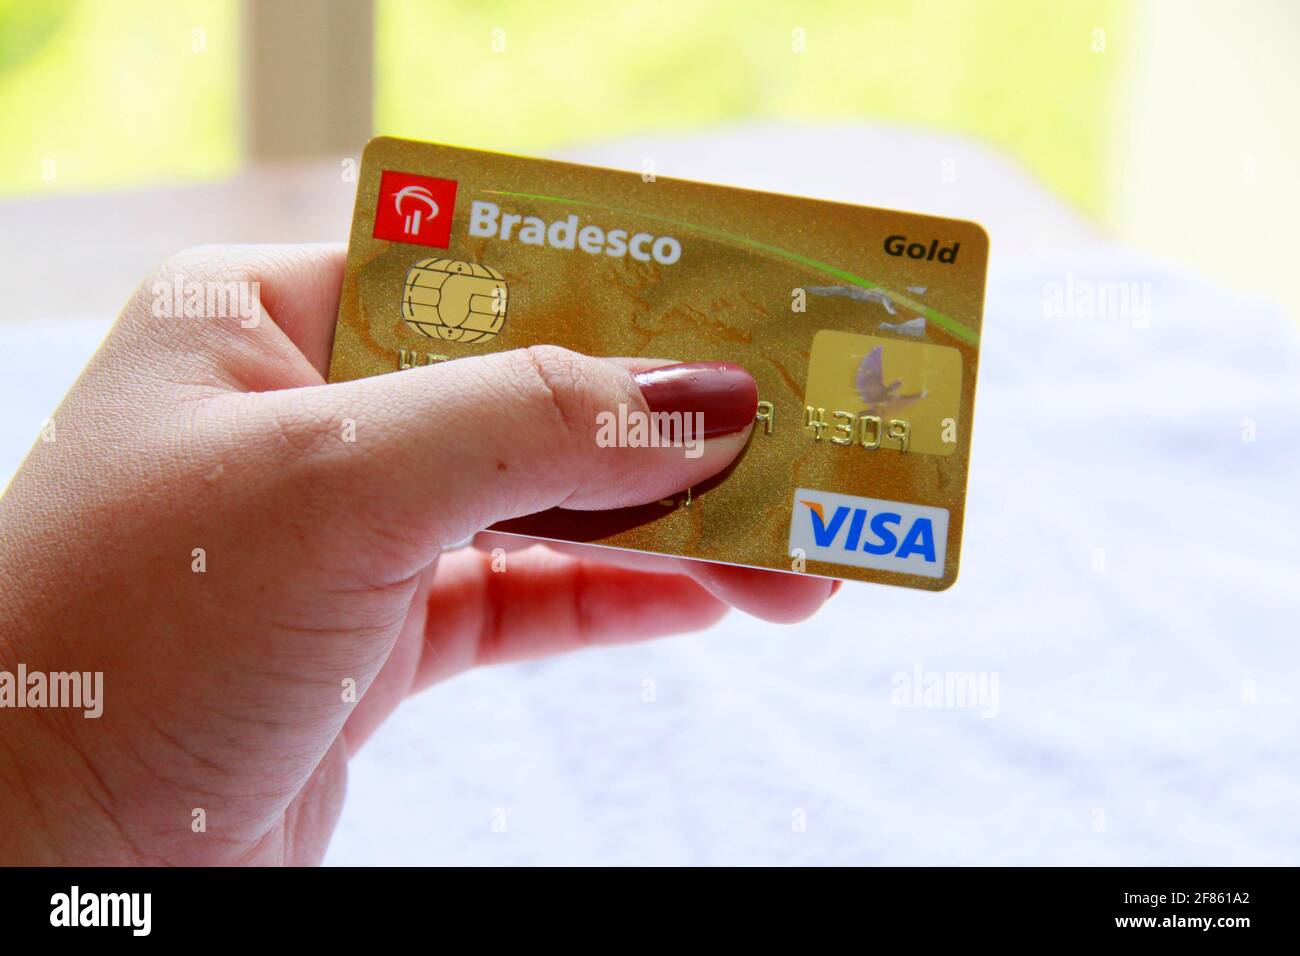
[0, 244, 835, 865]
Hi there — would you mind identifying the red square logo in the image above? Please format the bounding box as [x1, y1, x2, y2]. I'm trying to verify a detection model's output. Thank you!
[372, 170, 458, 248]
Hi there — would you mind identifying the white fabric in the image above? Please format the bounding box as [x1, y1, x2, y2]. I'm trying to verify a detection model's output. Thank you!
[3, 130, 1296, 866]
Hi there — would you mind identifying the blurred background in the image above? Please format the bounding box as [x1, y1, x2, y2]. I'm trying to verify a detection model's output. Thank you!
[1, 0, 1297, 319]
[2, 1, 1298, 866]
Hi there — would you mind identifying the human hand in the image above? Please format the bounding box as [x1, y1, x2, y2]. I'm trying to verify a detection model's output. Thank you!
[0, 244, 836, 865]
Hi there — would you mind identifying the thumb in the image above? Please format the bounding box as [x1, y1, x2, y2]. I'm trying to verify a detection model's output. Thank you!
[243, 346, 758, 560]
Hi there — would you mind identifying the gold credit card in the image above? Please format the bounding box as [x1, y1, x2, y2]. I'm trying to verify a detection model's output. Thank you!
[329, 137, 988, 590]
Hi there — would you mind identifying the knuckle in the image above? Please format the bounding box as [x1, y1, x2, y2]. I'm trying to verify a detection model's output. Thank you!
[518, 345, 599, 439]
[259, 396, 344, 464]
[127, 247, 257, 335]
[159, 245, 248, 283]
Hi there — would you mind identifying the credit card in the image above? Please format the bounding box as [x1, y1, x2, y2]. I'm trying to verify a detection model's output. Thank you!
[328, 137, 988, 589]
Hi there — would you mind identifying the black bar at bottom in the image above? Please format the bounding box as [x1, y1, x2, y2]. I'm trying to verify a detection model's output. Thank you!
[0, 865, 1278, 942]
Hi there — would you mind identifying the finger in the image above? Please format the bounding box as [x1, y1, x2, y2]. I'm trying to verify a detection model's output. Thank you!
[471, 530, 544, 554]
[241, 349, 760, 569]
[606, 356, 679, 374]
[128, 243, 347, 384]
[473, 533, 690, 575]
[412, 547, 729, 691]
[340, 546, 729, 750]
[202, 243, 346, 373]
[682, 561, 838, 624]
[475, 530, 842, 624]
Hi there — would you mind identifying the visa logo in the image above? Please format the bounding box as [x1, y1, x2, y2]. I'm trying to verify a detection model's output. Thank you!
[788, 487, 949, 579]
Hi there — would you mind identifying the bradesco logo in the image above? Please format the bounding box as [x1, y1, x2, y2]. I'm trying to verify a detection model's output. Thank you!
[468, 200, 682, 265]
[789, 487, 948, 578]
[373, 170, 459, 248]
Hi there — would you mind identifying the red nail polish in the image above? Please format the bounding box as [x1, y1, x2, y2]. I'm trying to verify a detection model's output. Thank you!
[633, 362, 758, 438]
